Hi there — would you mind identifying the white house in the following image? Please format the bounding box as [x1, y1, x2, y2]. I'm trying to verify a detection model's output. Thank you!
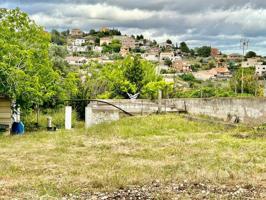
[160, 52, 175, 62]
[100, 37, 113, 46]
[67, 45, 88, 53]
[242, 58, 263, 68]
[73, 39, 86, 46]
[65, 56, 88, 66]
[255, 65, 266, 77]
[92, 46, 103, 53]
[141, 53, 159, 62]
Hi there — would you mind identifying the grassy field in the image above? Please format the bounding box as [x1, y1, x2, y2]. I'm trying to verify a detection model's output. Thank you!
[0, 114, 265, 199]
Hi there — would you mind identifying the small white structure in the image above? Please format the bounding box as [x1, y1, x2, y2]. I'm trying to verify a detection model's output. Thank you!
[160, 52, 175, 62]
[242, 58, 262, 68]
[255, 65, 266, 77]
[92, 46, 103, 53]
[65, 106, 72, 130]
[141, 53, 159, 62]
[85, 105, 93, 129]
[65, 56, 88, 66]
[67, 45, 88, 53]
[73, 39, 86, 46]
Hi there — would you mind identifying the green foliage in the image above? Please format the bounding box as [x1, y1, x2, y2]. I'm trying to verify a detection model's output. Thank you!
[49, 44, 69, 75]
[164, 58, 172, 67]
[51, 29, 67, 45]
[124, 56, 144, 91]
[102, 39, 121, 53]
[87, 29, 121, 38]
[0, 9, 77, 109]
[166, 39, 172, 44]
[230, 67, 262, 96]
[136, 35, 144, 40]
[142, 81, 173, 99]
[197, 46, 211, 57]
[180, 42, 190, 53]
[179, 73, 197, 82]
[190, 63, 201, 71]
[245, 51, 257, 58]
[80, 56, 161, 99]
[22, 108, 78, 130]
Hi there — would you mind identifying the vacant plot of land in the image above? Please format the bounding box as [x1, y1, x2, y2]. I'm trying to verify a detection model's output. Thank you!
[0, 115, 265, 199]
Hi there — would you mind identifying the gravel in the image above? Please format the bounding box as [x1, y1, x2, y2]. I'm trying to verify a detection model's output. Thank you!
[62, 180, 266, 200]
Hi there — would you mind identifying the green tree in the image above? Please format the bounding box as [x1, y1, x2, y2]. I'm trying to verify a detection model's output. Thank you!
[0, 8, 70, 109]
[124, 56, 144, 91]
[164, 58, 172, 67]
[245, 51, 257, 58]
[51, 29, 67, 45]
[166, 39, 172, 44]
[179, 42, 190, 53]
[197, 46, 211, 57]
[230, 67, 262, 96]
[102, 39, 121, 53]
[49, 44, 69, 75]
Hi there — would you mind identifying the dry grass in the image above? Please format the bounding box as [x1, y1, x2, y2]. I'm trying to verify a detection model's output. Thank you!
[0, 114, 265, 199]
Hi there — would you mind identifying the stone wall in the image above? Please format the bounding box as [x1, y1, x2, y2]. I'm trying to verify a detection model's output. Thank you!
[92, 98, 266, 125]
[164, 98, 266, 125]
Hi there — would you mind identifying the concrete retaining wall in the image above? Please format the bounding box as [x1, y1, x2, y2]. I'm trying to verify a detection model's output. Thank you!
[92, 98, 266, 125]
[165, 98, 266, 125]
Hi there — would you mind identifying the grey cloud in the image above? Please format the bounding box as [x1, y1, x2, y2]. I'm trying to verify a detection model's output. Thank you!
[1, 0, 266, 54]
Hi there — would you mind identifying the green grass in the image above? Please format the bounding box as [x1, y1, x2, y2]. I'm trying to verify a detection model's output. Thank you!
[0, 114, 265, 199]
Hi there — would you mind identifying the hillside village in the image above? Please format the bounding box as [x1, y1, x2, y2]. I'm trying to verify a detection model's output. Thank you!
[56, 28, 266, 83]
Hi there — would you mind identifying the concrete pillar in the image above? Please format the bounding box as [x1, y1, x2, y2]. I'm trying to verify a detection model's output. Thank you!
[264, 79, 266, 97]
[158, 89, 162, 113]
[85, 105, 93, 129]
[65, 106, 72, 130]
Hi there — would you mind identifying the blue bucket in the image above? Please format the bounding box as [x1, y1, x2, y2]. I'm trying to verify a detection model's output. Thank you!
[11, 122, 25, 135]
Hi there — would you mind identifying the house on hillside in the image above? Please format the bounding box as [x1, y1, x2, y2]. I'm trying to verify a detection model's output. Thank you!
[0, 96, 12, 131]
[255, 65, 266, 77]
[65, 56, 88, 66]
[70, 29, 83, 37]
[172, 60, 191, 73]
[194, 67, 231, 81]
[100, 27, 109, 32]
[211, 48, 221, 58]
[121, 36, 136, 49]
[100, 37, 113, 46]
[242, 58, 263, 68]
[92, 46, 103, 53]
[228, 53, 242, 62]
[120, 46, 130, 57]
[73, 38, 86, 46]
[209, 67, 231, 79]
[160, 52, 175, 62]
[141, 53, 160, 62]
[67, 45, 88, 53]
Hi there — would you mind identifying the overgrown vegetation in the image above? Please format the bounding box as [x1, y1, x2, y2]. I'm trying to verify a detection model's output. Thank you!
[0, 115, 264, 198]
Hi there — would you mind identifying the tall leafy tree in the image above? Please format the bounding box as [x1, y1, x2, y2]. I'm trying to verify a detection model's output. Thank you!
[124, 56, 144, 91]
[179, 42, 190, 53]
[197, 46, 211, 57]
[0, 8, 67, 108]
[245, 51, 257, 58]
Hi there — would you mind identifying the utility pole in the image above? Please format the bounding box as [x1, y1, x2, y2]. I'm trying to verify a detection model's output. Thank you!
[240, 39, 249, 94]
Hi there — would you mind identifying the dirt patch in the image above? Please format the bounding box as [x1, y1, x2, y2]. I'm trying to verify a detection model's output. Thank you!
[62, 181, 265, 200]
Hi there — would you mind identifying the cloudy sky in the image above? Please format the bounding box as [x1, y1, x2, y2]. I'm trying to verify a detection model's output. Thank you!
[1, 0, 266, 55]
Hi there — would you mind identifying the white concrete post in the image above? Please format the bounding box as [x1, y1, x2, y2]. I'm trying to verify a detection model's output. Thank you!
[85, 105, 93, 129]
[158, 89, 162, 113]
[65, 106, 72, 130]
